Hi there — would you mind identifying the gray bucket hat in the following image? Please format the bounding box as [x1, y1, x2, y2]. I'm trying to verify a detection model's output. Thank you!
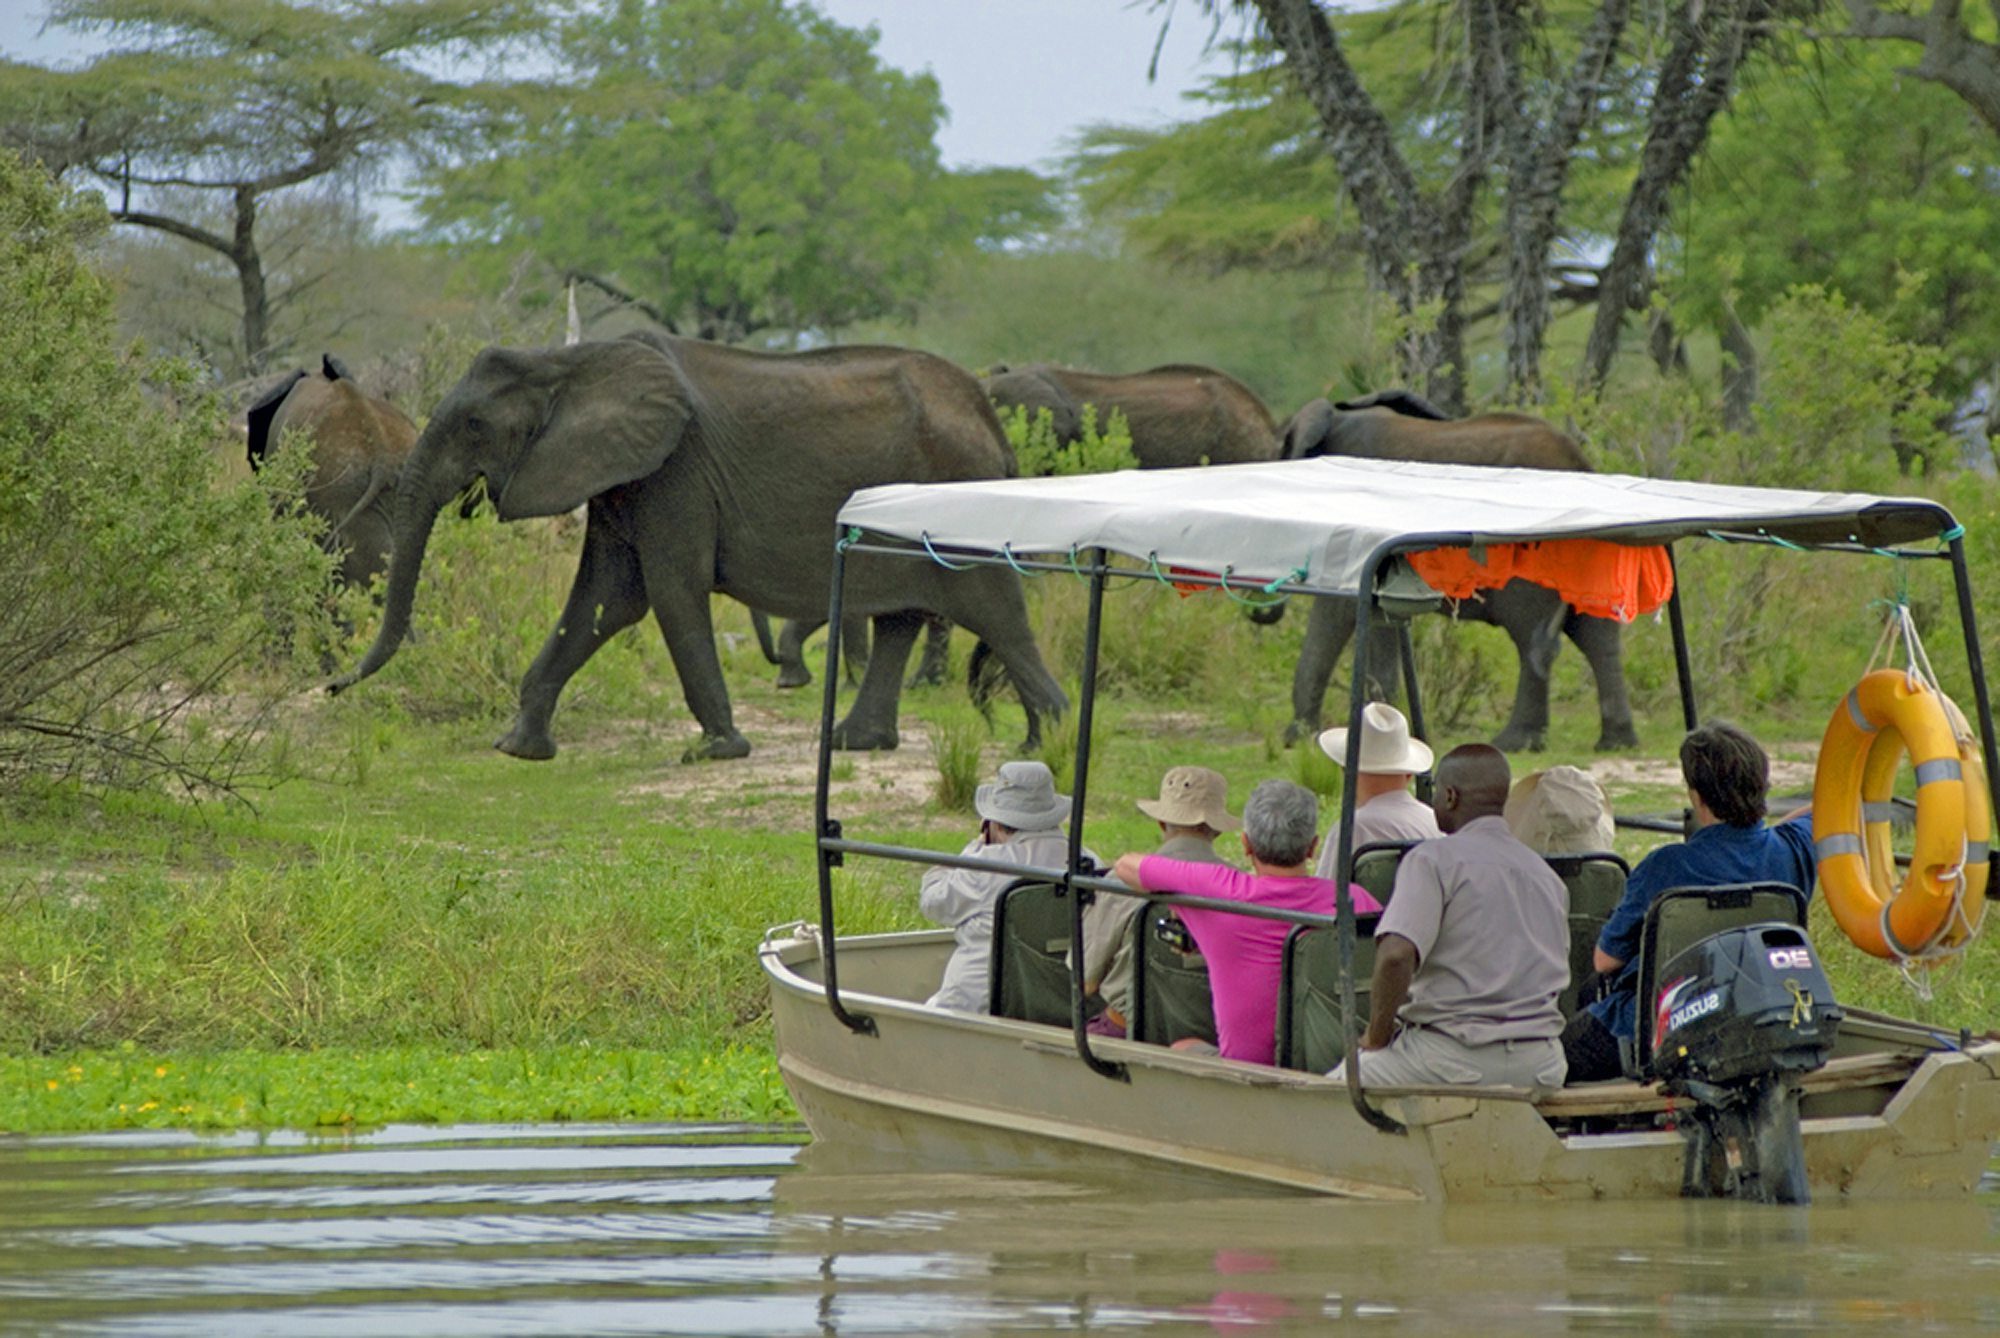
[1506, 765, 1616, 854]
[1136, 765, 1241, 831]
[975, 760, 1071, 830]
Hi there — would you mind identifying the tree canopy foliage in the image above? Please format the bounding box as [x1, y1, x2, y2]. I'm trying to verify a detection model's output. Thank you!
[0, 0, 546, 376]
[0, 149, 331, 793]
[419, 0, 1055, 344]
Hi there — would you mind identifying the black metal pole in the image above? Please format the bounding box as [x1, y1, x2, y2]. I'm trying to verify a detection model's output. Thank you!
[1947, 536, 2000, 900]
[813, 534, 873, 1035]
[1340, 551, 1406, 1136]
[1667, 544, 1697, 735]
[1067, 549, 1125, 1080]
[1397, 621, 1432, 805]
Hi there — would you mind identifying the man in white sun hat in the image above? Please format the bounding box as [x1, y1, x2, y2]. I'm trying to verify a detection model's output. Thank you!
[1312, 701, 1441, 879]
[1078, 765, 1239, 1037]
[920, 760, 1098, 1012]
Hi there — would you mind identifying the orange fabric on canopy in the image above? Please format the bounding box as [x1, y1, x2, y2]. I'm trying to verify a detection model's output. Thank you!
[1407, 539, 1674, 622]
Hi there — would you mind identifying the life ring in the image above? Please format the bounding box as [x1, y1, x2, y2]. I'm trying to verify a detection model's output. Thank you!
[1812, 669, 1989, 960]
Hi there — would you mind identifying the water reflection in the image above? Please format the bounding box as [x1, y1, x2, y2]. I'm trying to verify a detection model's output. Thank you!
[0, 1123, 1993, 1334]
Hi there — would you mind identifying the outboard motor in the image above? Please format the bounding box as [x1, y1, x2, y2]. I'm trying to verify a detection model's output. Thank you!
[1647, 923, 1843, 1205]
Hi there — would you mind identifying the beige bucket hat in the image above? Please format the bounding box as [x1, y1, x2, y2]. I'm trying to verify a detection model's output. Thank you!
[975, 760, 1071, 830]
[1136, 765, 1242, 831]
[1506, 765, 1616, 854]
[1316, 702, 1434, 775]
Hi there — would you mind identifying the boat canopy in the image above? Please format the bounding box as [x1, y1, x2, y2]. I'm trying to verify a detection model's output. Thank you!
[835, 458, 1957, 596]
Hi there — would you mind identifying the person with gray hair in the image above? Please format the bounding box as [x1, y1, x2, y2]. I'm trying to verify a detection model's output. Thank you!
[1112, 779, 1379, 1065]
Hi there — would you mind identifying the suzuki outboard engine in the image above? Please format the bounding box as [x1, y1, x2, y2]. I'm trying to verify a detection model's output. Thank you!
[1646, 923, 1843, 1204]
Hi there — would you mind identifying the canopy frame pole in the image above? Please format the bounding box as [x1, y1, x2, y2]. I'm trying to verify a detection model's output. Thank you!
[1947, 535, 2000, 900]
[1337, 545, 1410, 1137]
[1068, 548, 1127, 1080]
[813, 533, 874, 1036]
[1665, 545, 1699, 838]
[1397, 621, 1433, 804]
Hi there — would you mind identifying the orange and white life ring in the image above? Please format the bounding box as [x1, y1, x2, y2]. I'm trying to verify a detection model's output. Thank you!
[1812, 669, 1990, 960]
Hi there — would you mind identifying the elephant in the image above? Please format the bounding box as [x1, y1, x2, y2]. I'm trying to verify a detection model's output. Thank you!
[754, 608, 950, 690]
[245, 354, 419, 589]
[329, 333, 1069, 763]
[980, 362, 1282, 468]
[1278, 390, 1640, 754]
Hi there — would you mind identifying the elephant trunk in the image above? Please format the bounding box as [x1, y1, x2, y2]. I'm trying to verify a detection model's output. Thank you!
[327, 449, 453, 693]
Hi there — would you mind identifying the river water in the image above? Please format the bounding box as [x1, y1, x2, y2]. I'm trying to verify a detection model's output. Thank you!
[1, 1122, 1996, 1334]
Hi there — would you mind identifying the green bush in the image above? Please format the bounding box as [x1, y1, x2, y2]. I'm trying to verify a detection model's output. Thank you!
[998, 403, 1139, 476]
[0, 151, 332, 793]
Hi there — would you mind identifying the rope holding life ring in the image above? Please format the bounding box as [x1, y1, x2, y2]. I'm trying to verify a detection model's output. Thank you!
[1812, 669, 1989, 961]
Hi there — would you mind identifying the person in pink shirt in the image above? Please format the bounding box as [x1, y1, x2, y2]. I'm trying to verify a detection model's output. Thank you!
[1112, 779, 1380, 1065]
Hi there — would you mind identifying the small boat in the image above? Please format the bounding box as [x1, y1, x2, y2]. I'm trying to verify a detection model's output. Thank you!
[763, 458, 2000, 1202]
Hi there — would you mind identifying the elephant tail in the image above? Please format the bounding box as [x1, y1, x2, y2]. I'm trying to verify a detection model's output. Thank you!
[750, 609, 781, 665]
[966, 638, 1007, 723]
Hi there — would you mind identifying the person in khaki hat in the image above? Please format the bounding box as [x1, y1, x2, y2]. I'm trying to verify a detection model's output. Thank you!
[920, 760, 1099, 1012]
[1312, 701, 1441, 879]
[1078, 766, 1240, 1037]
[1505, 765, 1616, 854]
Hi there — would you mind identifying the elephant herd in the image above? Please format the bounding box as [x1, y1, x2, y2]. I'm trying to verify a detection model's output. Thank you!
[244, 332, 1640, 765]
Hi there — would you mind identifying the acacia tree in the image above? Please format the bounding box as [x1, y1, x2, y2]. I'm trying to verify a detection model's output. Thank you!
[420, 0, 1051, 344]
[1845, 0, 2000, 134]
[0, 0, 545, 376]
[1140, 0, 1786, 405]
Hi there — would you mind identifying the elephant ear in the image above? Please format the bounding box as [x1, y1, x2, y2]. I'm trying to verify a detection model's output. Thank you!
[244, 369, 308, 471]
[1334, 388, 1451, 421]
[495, 341, 693, 520]
[322, 353, 353, 382]
[1279, 398, 1336, 459]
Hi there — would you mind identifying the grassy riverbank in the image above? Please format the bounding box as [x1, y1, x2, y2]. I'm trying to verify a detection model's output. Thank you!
[3, 583, 1997, 1133]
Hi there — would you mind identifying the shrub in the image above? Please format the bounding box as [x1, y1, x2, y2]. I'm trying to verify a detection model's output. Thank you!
[926, 706, 986, 813]
[0, 151, 331, 793]
[998, 403, 1139, 476]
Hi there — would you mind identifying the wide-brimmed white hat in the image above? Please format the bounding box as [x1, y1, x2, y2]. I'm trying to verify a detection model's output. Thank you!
[1506, 765, 1616, 854]
[1136, 765, 1241, 831]
[975, 760, 1071, 830]
[1316, 702, 1433, 775]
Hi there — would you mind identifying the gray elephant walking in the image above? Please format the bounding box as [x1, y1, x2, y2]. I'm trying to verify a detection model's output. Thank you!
[331, 334, 1068, 762]
[980, 362, 1282, 468]
[1278, 390, 1639, 754]
[245, 354, 418, 589]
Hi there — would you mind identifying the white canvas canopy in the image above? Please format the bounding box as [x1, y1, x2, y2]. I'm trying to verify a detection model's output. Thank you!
[836, 458, 1956, 597]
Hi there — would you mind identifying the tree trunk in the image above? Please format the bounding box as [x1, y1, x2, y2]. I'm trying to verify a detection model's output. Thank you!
[1582, 0, 1772, 391]
[231, 186, 272, 375]
[1720, 308, 1759, 433]
[1245, 0, 1478, 410]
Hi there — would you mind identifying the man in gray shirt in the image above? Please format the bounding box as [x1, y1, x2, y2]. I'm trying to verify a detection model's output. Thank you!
[1313, 702, 1441, 878]
[1330, 744, 1569, 1090]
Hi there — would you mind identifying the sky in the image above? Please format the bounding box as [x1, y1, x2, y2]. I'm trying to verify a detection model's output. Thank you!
[0, 1, 1242, 176]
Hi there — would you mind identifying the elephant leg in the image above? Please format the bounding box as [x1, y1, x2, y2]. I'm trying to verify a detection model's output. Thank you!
[775, 618, 818, 690]
[500, 524, 649, 761]
[830, 611, 923, 751]
[1566, 611, 1639, 750]
[1286, 595, 1360, 746]
[841, 612, 871, 686]
[938, 572, 1067, 752]
[907, 614, 950, 688]
[1485, 581, 1566, 755]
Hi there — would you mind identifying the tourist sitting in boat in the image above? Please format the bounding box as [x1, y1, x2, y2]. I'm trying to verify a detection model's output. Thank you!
[1505, 765, 1615, 854]
[1078, 765, 1239, 1038]
[1560, 721, 1814, 1083]
[1111, 779, 1372, 1065]
[919, 760, 1099, 1012]
[1312, 702, 1441, 878]
[1333, 744, 1571, 1090]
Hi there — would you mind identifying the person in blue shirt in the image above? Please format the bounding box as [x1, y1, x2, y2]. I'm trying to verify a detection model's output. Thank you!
[1560, 721, 1815, 1083]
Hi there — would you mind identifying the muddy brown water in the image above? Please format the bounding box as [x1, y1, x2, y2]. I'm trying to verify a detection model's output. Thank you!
[1, 1124, 1996, 1334]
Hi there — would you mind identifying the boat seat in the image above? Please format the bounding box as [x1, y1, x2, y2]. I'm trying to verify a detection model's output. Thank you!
[1620, 881, 1807, 1081]
[988, 878, 1079, 1026]
[1128, 906, 1217, 1047]
[1542, 851, 1630, 1020]
[1352, 840, 1415, 907]
[1273, 914, 1383, 1073]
